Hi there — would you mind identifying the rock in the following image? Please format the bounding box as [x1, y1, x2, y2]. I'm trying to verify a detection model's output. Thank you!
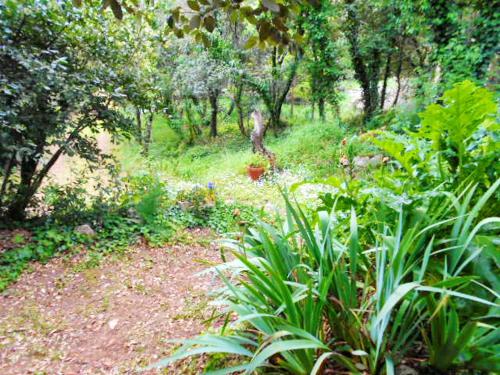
[353, 154, 385, 169]
[126, 207, 140, 219]
[340, 155, 350, 167]
[353, 156, 370, 168]
[74, 224, 96, 237]
[396, 365, 419, 375]
[108, 319, 119, 330]
[369, 154, 384, 166]
[178, 201, 192, 211]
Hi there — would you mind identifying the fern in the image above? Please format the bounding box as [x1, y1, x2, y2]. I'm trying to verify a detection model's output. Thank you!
[418, 80, 497, 174]
[373, 80, 498, 187]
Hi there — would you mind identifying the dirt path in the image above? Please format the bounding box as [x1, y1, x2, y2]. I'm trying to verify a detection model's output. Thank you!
[0, 229, 222, 374]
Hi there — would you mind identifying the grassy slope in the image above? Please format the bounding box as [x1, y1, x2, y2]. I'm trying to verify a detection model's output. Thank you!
[117, 105, 371, 206]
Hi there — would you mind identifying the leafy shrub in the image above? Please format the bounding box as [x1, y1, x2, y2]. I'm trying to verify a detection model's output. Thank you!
[0, 216, 138, 291]
[1, 174, 164, 290]
[418, 80, 498, 183]
[40, 168, 130, 228]
[176, 185, 215, 215]
[372, 81, 499, 191]
[118, 174, 179, 246]
[150, 183, 499, 373]
[205, 202, 257, 233]
[120, 174, 171, 220]
[43, 179, 89, 224]
[167, 184, 258, 233]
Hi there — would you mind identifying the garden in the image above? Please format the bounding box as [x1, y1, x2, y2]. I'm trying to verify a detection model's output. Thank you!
[0, 0, 498, 374]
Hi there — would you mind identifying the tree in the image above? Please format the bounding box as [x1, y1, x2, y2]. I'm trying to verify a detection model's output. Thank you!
[342, 0, 387, 120]
[342, 0, 424, 119]
[123, 8, 167, 156]
[422, 0, 499, 86]
[0, 0, 133, 221]
[172, 44, 230, 139]
[302, 0, 344, 120]
[244, 47, 300, 131]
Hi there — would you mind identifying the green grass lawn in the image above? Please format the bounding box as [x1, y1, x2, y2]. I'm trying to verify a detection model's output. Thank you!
[117, 105, 372, 206]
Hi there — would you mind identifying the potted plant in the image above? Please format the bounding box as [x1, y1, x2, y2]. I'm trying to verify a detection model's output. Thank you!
[247, 153, 268, 181]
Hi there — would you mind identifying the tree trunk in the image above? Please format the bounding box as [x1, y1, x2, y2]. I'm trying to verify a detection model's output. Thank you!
[184, 99, 198, 144]
[237, 105, 246, 136]
[235, 82, 246, 136]
[1, 152, 16, 201]
[380, 52, 392, 110]
[345, 0, 381, 121]
[265, 55, 300, 133]
[6, 156, 38, 221]
[268, 110, 281, 133]
[6, 193, 31, 221]
[135, 107, 143, 145]
[209, 91, 218, 137]
[142, 112, 153, 156]
[318, 98, 326, 121]
[251, 110, 276, 168]
[360, 75, 380, 120]
[366, 49, 382, 118]
[6, 125, 85, 221]
[271, 58, 299, 132]
[392, 46, 404, 107]
[289, 81, 295, 118]
[226, 98, 235, 117]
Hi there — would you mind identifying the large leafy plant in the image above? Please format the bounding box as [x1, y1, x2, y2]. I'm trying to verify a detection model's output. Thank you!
[372, 80, 499, 189]
[418, 80, 497, 182]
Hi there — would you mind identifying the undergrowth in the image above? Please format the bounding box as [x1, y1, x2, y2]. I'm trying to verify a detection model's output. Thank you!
[0, 174, 260, 292]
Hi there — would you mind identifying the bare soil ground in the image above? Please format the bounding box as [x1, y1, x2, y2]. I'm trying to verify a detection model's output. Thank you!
[0, 229, 222, 374]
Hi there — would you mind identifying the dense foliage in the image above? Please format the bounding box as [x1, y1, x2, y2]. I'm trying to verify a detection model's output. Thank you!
[151, 83, 499, 374]
[0, 0, 498, 373]
[0, 173, 259, 291]
[2, 0, 498, 220]
[0, 0, 134, 220]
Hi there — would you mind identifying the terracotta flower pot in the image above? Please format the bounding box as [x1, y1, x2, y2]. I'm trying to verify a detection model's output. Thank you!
[247, 166, 265, 181]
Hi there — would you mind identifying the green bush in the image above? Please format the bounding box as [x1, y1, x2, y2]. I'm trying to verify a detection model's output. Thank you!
[0, 214, 139, 291]
[372, 81, 499, 192]
[166, 184, 259, 233]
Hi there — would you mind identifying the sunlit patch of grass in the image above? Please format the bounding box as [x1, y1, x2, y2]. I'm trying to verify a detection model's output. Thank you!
[115, 106, 372, 207]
